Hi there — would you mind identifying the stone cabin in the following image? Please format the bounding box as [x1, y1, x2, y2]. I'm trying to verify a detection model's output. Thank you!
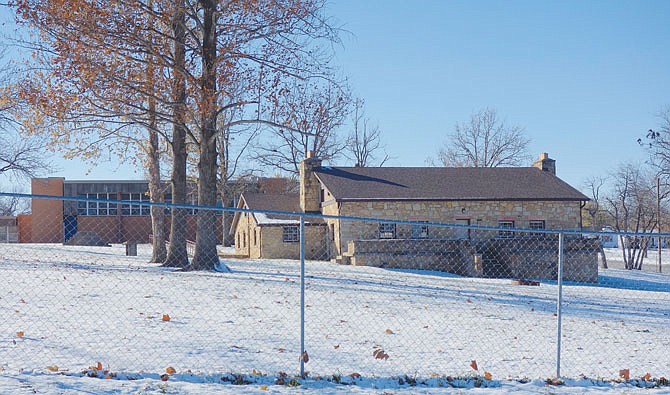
[230, 193, 328, 260]
[233, 152, 599, 282]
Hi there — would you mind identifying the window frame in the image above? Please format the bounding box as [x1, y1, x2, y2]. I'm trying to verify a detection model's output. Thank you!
[498, 220, 515, 238]
[378, 223, 397, 239]
[78, 193, 117, 216]
[411, 222, 429, 239]
[529, 220, 545, 230]
[282, 225, 300, 243]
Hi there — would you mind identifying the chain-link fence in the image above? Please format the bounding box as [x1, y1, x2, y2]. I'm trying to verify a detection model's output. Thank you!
[0, 192, 668, 383]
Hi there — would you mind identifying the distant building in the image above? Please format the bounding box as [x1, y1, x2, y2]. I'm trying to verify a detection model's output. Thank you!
[230, 193, 327, 260]
[232, 152, 599, 282]
[0, 216, 18, 243]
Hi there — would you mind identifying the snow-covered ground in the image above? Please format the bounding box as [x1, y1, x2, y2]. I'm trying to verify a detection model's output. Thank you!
[0, 243, 668, 394]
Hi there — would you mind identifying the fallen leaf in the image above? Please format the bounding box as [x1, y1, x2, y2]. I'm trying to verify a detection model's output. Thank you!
[19, 298, 25, 304]
[334, 344, 340, 350]
[47, 365, 59, 372]
[260, 384, 268, 391]
[162, 314, 171, 322]
[484, 372, 492, 380]
[373, 349, 389, 360]
[350, 372, 361, 378]
[160, 373, 169, 381]
[385, 329, 394, 334]
[619, 369, 630, 380]
[466, 298, 472, 303]
[166, 366, 176, 374]
[470, 360, 478, 371]
[643, 372, 651, 381]
[96, 362, 102, 371]
[16, 331, 24, 338]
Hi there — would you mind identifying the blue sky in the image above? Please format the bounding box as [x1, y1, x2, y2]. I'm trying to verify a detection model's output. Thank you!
[2, 1, 670, 191]
[325, 0, 670, 188]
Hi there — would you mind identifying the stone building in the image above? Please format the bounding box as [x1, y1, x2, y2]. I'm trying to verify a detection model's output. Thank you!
[233, 152, 598, 282]
[230, 193, 328, 260]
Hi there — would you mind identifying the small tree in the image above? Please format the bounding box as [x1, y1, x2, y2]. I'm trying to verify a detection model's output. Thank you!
[0, 190, 30, 216]
[345, 98, 389, 167]
[583, 175, 609, 268]
[435, 108, 530, 167]
[603, 164, 657, 270]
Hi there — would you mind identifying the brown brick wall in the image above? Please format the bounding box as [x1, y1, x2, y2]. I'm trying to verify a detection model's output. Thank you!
[30, 178, 64, 243]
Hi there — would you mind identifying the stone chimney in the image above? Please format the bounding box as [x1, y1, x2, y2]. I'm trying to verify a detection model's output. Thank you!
[300, 151, 322, 212]
[533, 152, 556, 175]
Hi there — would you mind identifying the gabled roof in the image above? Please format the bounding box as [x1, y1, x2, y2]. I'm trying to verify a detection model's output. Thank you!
[314, 166, 588, 201]
[229, 193, 324, 235]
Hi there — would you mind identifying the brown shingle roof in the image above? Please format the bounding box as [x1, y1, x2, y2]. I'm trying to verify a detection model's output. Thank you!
[242, 193, 300, 214]
[240, 193, 324, 225]
[314, 167, 588, 201]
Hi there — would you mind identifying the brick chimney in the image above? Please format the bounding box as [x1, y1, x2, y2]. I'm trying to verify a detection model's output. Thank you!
[533, 152, 556, 175]
[299, 151, 322, 212]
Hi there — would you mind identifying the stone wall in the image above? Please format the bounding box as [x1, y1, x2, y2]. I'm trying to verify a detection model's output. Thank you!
[344, 236, 598, 283]
[476, 236, 599, 283]
[234, 215, 329, 260]
[261, 225, 329, 260]
[334, 199, 583, 255]
[347, 239, 480, 276]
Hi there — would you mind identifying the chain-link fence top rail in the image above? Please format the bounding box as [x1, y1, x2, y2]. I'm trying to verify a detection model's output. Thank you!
[0, 192, 668, 382]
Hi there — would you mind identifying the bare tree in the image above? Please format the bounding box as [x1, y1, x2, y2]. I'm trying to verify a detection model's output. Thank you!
[639, 106, 670, 175]
[603, 163, 658, 270]
[0, 190, 30, 216]
[345, 98, 389, 167]
[253, 79, 350, 176]
[435, 108, 530, 167]
[583, 175, 609, 268]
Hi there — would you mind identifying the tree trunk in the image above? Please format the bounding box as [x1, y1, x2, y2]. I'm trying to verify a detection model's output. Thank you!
[598, 244, 608, 269]
[147, 113, 167, 263]
[190, 0, 219, 270]
[145, 10, 167, 263]
[163, 0, 189, 268]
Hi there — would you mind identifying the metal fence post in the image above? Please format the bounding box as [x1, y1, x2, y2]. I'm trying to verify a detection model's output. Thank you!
[299, 215, 306, 377]
[556, 232, 564, 378]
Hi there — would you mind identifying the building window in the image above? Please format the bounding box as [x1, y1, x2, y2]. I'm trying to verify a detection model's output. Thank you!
[121, 193, 150, 216]
[253, 229, 257, 246]
[379, 223, 396, 239]
[77, 193, 118, 216]
[498, 220, 515, 238]
[283, 225, 300, 243]
[529, 220, 545, 230]
[236, 232, 240, 247]
[411, 222, 429, 239]
[163, 194, 197, 215]
[243, 231, 246, 248]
